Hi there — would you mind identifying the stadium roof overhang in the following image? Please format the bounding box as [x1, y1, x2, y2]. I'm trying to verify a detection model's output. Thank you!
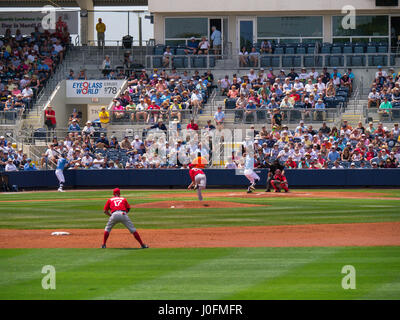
[0, 0, 148, 7]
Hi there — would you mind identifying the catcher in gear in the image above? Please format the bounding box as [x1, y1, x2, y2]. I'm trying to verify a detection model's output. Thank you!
[270, 169, 289, 193]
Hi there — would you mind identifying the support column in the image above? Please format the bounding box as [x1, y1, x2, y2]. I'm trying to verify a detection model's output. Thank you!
[76, 0, 94, 46]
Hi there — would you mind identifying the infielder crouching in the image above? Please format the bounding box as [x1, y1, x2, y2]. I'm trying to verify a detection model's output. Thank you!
[270, 169, 289, 193]
[102, 188, 149, 249]
[188, 164, 207, 201]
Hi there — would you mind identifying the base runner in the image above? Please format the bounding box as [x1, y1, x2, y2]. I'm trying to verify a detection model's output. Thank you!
[102, 188, 149, 249]
[55, 153, 69, 192]
[187, 164, 207, 201]
[270, 169, 289, 193]
[243, 152, 260, 193]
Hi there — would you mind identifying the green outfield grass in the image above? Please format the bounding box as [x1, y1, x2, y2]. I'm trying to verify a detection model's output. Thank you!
[1, 189, 399, 300]
[0, 247, 399, 300]
[0, 189, 400, 229]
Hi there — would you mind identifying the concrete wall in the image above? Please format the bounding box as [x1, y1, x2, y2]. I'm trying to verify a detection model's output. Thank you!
[45, 80, 117, 127]
[149, 0, 399, 13]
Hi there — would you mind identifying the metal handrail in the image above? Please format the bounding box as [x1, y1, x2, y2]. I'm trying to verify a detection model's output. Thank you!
[145, 52, 397, 70]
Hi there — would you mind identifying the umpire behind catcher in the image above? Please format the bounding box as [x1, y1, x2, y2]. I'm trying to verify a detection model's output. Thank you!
[265, 159, 285, 192]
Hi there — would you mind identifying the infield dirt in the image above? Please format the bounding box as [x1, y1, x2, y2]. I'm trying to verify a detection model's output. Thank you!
[1, 222, 399, 249]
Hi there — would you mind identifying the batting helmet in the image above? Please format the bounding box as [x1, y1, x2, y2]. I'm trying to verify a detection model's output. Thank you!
[113, 188, 121, 196]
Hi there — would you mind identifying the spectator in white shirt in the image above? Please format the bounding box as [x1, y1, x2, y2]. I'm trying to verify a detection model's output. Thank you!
[247, 68, 258, 82]
[82, 120, 95, 136]
[5, 158, 18, 172]
[131, 135, 143, 150]
[249, 48, 260, 68]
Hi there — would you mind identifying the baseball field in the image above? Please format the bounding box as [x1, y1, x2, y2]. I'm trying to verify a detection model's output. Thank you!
[0, 188, 399, 300]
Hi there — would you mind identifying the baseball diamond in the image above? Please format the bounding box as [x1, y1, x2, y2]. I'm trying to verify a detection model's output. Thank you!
[1, 0, 400, 303]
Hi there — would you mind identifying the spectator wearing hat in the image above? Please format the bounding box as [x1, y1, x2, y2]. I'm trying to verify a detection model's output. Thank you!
[185, 37, 198, 55]
[82, 120, 95, 136]
[96, 133, 110, 149]
[198, 36, 210, 55]
[24, 158, 37, 171]
[44, 105, 56, 139]
[68, 119, 81, 132]
[147, 99, 161, 124]
[314, 99, 326, 121]
[99, 106, 110, 130]
[368, 87, 380, 109]
[135, 98, 148, 122]
[169, 99, 182, 122]
[5, 158, 18, 172]
[214, 106, 225, 129]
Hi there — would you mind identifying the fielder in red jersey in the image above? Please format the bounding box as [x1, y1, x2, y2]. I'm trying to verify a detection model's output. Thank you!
[270, 169, 289, 193]
[101, 188, 148, 249]
[187, 164, 207, 201]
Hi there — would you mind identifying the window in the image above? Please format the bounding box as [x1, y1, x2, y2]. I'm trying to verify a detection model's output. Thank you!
[332, 15, 389, 37]
[165, 18, 208, 39]
[257, 16, 323, 38]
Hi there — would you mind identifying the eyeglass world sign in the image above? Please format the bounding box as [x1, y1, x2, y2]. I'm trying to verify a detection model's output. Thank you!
[66, 80, 125, 98]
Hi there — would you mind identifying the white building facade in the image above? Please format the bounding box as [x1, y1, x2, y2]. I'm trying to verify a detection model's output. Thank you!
[148, 0, 400, 53]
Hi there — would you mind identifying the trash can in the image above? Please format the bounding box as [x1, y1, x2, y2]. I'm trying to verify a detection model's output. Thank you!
[122, 35, 133, 49]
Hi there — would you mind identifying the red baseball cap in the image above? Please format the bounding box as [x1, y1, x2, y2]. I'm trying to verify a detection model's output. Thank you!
[113, 188, 120, 196]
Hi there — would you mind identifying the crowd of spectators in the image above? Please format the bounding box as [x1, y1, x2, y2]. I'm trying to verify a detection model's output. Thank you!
[0, 26, 69, 118]
[219, 66, 353, 123]
[236, 120, 400, 170]
[367, 66, 400, 121]
[108, 68, 215, 124]
[2, 116, 400, 171]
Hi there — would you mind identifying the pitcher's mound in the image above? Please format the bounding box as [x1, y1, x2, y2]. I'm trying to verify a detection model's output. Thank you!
[134, 200, 265, 209]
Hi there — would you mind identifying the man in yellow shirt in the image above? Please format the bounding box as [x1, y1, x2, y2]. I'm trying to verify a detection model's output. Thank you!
[99, 106, 110, 130]
[96, 18, 106, 47]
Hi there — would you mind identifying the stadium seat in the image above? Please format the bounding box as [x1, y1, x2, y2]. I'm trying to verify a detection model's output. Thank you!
[234, 110, 244, 123]
[366, 45, 377, 53]
[244, 112, 255, 123]
[343, 45, 353, 54]
[321, 45, 331, 54]
[175, 48, 186, 55]
[271, 56, 280, 67]
[274, 47, 284, 55]
[354, 46, 364, 54]
[152, 57, 162, 68]
[154, 46, 164, 55]
[293, 56, 301, 67]
[373, 55, 385, 66]
[256, 110, 266, 123]
[296, 47, 306, 54]
[208, 56, 216, 68]
[331, 46, 342, 54]
[282, 56, 293, 67]
[349, 55, 365, 67]
[285, 47, 295, 54]
[191, 56, 205, 68]
[173, 57, 186, 68]
[329, 55, 343, 67]
[260, 56, 271, 67]
[225, 98, 237, 109]
[307, 46, 316, 54]
[377, 45, 388, 53]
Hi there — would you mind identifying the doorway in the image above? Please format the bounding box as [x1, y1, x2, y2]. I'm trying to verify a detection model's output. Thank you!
[391, 16, 400, 52]
[237, 18, 255, 52]
[210, 18, 223, 56]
